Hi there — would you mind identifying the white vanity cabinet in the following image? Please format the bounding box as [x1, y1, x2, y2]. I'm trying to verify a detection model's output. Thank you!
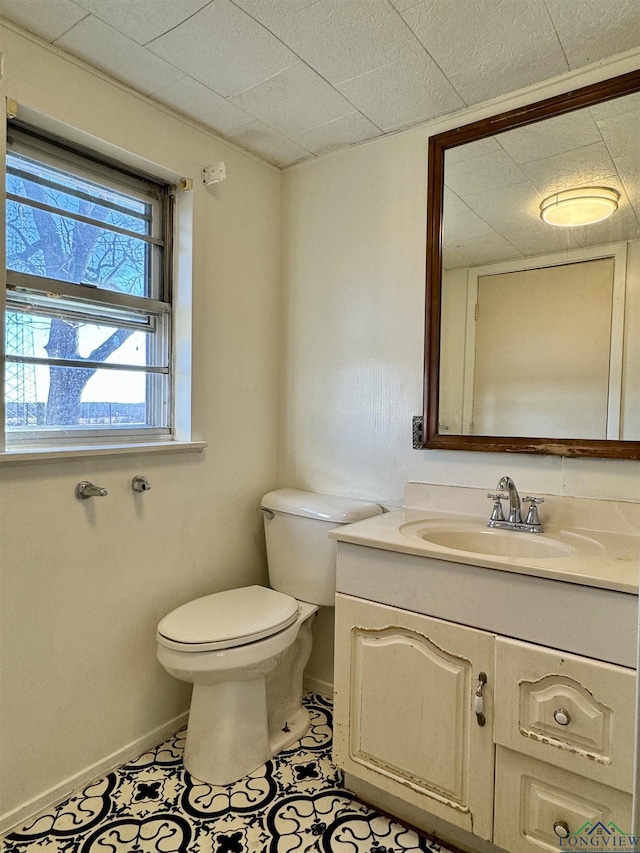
[334, 594, 496, 840]
[330, 486, 639, 853]
[334, 575, 636, 852]
[334, 542, 637, 853]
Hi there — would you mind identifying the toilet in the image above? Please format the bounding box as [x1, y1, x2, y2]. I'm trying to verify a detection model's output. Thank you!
[156, 488, 382, 785]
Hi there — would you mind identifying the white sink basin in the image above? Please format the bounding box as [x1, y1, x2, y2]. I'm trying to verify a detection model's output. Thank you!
[399, 520, 605, 560]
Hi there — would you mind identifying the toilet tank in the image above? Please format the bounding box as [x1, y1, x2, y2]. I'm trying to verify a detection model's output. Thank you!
[261, 489, 382, 607]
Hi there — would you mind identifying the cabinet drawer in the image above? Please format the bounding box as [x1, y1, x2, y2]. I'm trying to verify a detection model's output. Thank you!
[494, 747, 632, 853]
[494, 638, 635, 792]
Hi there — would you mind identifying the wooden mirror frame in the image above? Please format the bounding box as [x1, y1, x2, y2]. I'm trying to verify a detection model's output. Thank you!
[422, 68, 640, 459]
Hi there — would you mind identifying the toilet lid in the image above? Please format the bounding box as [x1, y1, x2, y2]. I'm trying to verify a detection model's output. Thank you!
[156, 585, 300, 651]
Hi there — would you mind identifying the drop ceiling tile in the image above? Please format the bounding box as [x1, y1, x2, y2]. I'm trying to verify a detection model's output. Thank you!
[388, 0, 421, 12]
[295, 111, 382, 155]
[592, 100, 640, 225]
[444, 149, 528, 196]
[147, 0, 297, 97]
[498, 222, 583, 256]
[443, 190, 499, 241]
[463, 182, 542, 232]
[72, 0, 210, 45]
[569, 204, 640, 246]
[397, 0, 567, 105]
[589, 91, 640, 123]
[55, 15, 184, 95]
[596, 110, 640, 162]
[0, 0, 88, 42]
[444, 136, 500, 166]
[452, 232, 523, 267]
[336, 44, 465, 132]
[546, 0, 640, 69]
[442, 244, 473, 270]
[153, 76, 252, 135]
[225, 121, 311, 167]
[249, 0, 424, 85]
[518, 142, 617, 196]
[616, 152, 640, 196]
[616, 155, 640, 218]
[622, 192, 640, 230]
[229, 63, 354, 138]
[230, 0, 324, 30]
[496, 110, 602, 164]
[465, 246, 524, 268]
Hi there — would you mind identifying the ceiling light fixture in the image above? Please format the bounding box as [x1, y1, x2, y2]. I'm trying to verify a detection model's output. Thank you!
[540, 186, 619, 227]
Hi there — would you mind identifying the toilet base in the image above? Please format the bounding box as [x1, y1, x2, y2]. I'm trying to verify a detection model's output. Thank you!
[184, 685, 312, 786]
[184, 676, 270, 785]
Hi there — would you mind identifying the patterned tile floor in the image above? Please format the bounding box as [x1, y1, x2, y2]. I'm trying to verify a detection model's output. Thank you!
[3, 695, 451, 853]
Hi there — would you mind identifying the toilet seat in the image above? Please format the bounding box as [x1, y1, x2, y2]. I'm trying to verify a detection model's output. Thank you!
[156, 585, 299, 652]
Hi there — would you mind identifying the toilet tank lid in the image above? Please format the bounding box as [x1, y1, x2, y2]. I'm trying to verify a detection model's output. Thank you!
[261, 489, 382, 523]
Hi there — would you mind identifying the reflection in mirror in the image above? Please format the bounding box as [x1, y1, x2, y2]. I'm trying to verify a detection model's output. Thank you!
[440, 247, 636, 440]
[424, 71, 640, 458]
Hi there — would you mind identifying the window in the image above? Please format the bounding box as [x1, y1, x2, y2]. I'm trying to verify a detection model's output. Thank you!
[4, 126, 174, 448]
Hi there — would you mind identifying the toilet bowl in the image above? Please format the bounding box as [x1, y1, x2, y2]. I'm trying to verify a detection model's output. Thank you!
[157, 586, 317, 785]
[157, 489, 382, 786]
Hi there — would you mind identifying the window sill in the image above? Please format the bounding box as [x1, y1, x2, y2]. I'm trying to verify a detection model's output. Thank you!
[0, 440, 207, 464]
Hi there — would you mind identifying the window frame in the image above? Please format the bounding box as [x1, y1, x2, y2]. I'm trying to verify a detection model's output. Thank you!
[3, 122, 176, 450]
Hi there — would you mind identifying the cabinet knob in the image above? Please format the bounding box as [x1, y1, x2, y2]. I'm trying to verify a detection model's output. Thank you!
[553, 708, 571, 726]
[554, 821, 571, 839]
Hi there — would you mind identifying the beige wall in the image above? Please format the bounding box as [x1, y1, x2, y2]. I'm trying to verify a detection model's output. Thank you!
[280, 63, 640, 688]
[279, 74, 640, 507]
[0, 26, 280, 823]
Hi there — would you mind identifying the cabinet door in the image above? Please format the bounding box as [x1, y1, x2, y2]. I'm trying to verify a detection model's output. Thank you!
[334, 594, 495, 840]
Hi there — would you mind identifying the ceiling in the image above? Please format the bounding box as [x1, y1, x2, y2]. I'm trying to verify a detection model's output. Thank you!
[1, 0, 640, 169]
[443, 90, 640, 269]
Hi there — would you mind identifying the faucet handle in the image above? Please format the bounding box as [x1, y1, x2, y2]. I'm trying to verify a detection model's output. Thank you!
[132, 475, 151, 492]
[487, 493, 507, 523]
[524, 497, 544, 530]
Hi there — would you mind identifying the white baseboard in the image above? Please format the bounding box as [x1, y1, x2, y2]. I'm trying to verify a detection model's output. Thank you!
[303, 674, 333, 699]
[0, 711, 189, 837]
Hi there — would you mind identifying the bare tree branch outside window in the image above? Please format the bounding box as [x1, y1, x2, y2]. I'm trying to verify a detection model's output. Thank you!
[6, 148, 162, 430]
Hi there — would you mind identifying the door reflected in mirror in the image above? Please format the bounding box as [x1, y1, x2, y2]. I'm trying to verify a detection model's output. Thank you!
[440, 248, 638, 441]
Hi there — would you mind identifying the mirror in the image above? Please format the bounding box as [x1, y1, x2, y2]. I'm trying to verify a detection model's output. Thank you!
[423, 69, 640, 459]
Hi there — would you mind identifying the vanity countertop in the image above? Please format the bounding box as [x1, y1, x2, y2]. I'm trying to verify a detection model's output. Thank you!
[330, 507, 639, 595]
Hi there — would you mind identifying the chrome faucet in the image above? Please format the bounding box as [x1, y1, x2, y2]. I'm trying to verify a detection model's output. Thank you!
[497, 475, 522, 524]
[487, 476, 544, 533]
[75, 481, 108, 499]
